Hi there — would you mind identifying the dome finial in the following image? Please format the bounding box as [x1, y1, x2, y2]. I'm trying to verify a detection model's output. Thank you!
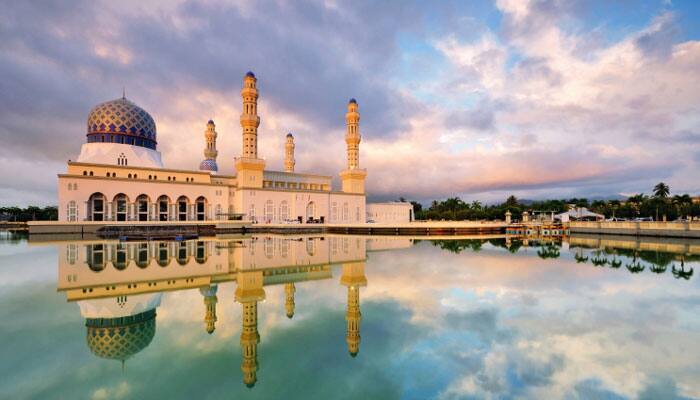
[122, 87, 126, 100]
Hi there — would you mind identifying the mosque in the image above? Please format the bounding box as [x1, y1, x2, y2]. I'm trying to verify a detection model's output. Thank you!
[57, 72, 411, 224]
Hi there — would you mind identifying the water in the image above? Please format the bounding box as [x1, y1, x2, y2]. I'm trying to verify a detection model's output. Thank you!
[0, 233, 698, 399]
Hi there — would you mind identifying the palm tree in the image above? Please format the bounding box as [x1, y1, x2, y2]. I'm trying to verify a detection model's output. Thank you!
[653, 182, 670, 198]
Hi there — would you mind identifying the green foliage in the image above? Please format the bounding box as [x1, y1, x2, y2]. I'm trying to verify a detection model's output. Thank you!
[0, 206, 58, 222]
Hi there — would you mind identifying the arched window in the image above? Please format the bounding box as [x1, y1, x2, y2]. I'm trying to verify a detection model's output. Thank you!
[158, 195, 170, 221]
[177, 242, 188, 265]
[331, 202, 338, 222]
[264, 237, 274, 258]
[306, 202, 315, 222]
[249, 204, 256, 223]
[88, 193, 105, 221]
[279, 201, 289, 222]
[113, 243, 128, 270]
[67, 201, 77, 222]
[265, 200, 274, 223]
[306, 238, 316, 256]
[196, 197, 207, 221]
[177, 196, 189, 221]
[87, 244, 105, 271]
[157, 243, 170, 267]
[342, 202, 349, 222]
[114, 194, 129, 221]
[136, 194, 150, 221]
[136, 243, 149, 268]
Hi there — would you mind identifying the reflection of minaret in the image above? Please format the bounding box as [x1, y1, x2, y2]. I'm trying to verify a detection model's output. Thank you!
[285, 282, 296, 318]
[235, 270, 265, 388]
[340, 262, 367, 357]
[200, 285, 218, 334]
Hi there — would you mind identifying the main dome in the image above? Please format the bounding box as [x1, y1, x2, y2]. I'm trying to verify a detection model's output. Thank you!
[86, 309, 156, 362]
[86, 97, 157, 150]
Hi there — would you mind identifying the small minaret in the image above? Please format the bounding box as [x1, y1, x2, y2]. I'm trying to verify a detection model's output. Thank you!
[241, 71, 260, 159]
[235, 71, 265, 188]
[285, 282, 296, 318]
[339, 99, 367, 196]
[284, 133, 295, 172]
[199, 285, 218, 334]
[199, 120, 219, 172]
[340, 262, 367, 358]
[346, 99, 360, 170]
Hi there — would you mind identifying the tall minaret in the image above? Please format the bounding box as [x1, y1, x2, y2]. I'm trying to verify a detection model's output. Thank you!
[339, 99, 367, 196]
[284, 133, 295, 172]
[235, 71, 265, 188]
[241, 71, 260, 159]
[346, 99, 360, 170]
[199, 120, 219, 172]
[199, 285, 218, 334]
[340, 262, 367, 358]
[235, 269, 265, 388]
[284, 282, 296, 318]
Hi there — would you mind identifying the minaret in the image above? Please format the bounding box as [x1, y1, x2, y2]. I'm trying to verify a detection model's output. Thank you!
[241, 71, 260, 159]
[340, 262, 367, 358]
[346, 99, 360, 170]
[284, 133, 295, 172]
[199, 120, 219, 172]
[339, 99, 367, 196]
[285, 282, 295, 318]
[235, 269, 265, 388]
[235, 71, 265, 188]
[200, 285, 218, 334]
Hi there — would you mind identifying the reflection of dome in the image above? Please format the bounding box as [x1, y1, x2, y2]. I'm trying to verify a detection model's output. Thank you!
[199, 158, 218, 172]
[86, 97, 157, 150]
[86, 309, 156, 361]
[349, 351, 358, 358]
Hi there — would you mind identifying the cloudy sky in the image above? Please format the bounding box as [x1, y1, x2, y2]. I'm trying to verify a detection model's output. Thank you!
[1, 0, 699, 206]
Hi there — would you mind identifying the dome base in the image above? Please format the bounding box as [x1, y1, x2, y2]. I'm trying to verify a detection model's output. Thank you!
[76, 142, 164, 169]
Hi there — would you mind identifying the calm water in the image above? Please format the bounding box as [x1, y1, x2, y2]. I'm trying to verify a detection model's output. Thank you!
[1, 233, 699, 400]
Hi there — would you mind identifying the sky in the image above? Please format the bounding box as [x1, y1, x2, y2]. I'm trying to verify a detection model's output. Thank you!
[1, 0, 699, 206]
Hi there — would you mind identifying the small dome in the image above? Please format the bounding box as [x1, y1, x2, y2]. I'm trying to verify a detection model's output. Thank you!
[286, 132, 293, 138]
[246, 71, 256, 78]
[348, 98, 357, 104]
[86, 309, 156, 361]
[207, 119, 215, 125]
[86, 97, 157, 150]
[199, 158, 218, 172]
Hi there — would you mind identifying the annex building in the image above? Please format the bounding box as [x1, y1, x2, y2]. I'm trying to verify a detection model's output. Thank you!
[57, 72, 409, 224]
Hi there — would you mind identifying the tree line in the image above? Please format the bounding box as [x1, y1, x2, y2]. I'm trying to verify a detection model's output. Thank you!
[0, 206, 58, 222]
[403, 182, 699, 221]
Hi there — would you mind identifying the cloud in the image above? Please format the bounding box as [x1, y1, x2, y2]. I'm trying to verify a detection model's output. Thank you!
[1, 1, 699, 205]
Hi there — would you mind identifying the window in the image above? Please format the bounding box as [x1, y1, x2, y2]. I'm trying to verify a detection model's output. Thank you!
[331, 202, 338, 222]
[137, 197, 149, 221]
[159, 197, 169, 221]
[67, 201, 77, 222]
[196, 198, 206, 221]
[249, 204, 256, 222]
[279, 201, 289, 222]
[265, 200, 274, 223]
[178, 198, 188, 221]
[342, 202, 349, 222]
[115, 195, 128, 221]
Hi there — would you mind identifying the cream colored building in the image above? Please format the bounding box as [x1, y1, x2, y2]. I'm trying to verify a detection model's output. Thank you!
[366, 202, 414, 223]
[58, 72, 371, 224]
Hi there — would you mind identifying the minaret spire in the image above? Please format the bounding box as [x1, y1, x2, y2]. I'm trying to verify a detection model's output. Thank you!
[284, 133, 295, 173]
[345, 98, 360, 169]
[199, 120, 219, 172]
[285, 282, 296, 318]
[241, 71, 260, 159]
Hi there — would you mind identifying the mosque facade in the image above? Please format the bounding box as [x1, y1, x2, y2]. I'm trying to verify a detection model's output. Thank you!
[57, 71, 389, 224]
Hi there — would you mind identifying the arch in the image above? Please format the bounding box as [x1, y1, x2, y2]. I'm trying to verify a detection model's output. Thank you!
[157, 243, 171, 267]
[195, 241, 207, 264]
[88, 192, 105, 221]
[177, 241, 189, 265]
[87, 244, 105, 271]
[279, 201, 289, 222]
[177, 196, 190, 221]
[136, 243, 150, 268]
[306, 201, 316, 222]
[113, 243, 128, 270]
[113, 193, 130, 221]
[195, 196, 207, 221]
[136, 194, 150, 221]
[342, 202, 349, 222]
[265, 200, 274, 223]
[306, 237, 316, 256]
[157, 195, 170, 221]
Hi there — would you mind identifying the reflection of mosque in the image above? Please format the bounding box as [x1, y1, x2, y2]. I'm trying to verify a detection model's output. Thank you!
[57, 235, 411, 386]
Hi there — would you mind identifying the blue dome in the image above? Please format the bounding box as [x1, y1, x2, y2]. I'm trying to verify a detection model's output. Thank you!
[348, 98, 357, 104]
[246, 71, 256, 78]
[87, 97, 157, 150]
[199, 158, 218, 172]
[286, 132, 293, 137]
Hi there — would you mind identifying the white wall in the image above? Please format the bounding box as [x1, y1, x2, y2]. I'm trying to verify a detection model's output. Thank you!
[366, 202, 413, 223]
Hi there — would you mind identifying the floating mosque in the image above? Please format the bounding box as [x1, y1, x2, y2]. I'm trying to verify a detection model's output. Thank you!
[57, 72, 412, 224]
